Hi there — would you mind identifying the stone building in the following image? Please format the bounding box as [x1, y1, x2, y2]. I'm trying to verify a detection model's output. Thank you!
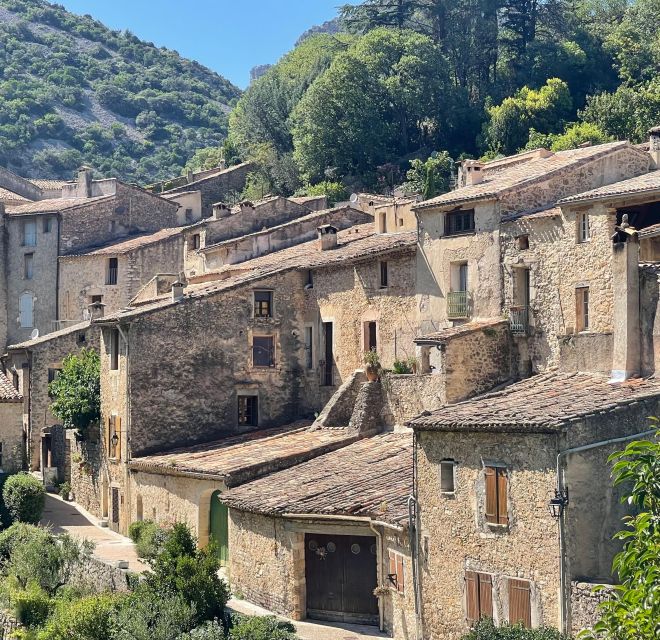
[3, 319, 101, 475]
[77, 224, 416, 534]
[0, 370, 23, 473]
[220, 432, 416, 638]
[0, 167, 179, 348]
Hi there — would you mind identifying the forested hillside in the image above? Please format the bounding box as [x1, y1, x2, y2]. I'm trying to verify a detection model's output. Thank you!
[0, 0, 240, 182]
[227, 0, 660, 197]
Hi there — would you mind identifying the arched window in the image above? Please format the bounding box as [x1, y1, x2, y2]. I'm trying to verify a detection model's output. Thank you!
[19, 292, 34, 328]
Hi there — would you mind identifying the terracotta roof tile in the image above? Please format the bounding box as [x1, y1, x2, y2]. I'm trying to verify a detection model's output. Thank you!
[7, 321, 91, 350]
[0, 370, 21, 402]
[559, 170, 660, 205]
[0, 187, 29, 202]
[415, 319, 507, 344]
[6, 195, 113, 215]
[130, 422, 357, 486]
[409, 371, 660, 432]
[29, 179, 68, 190]
[501, 205, 563, 223]
[61, 227, 183, 257]
[220, 432, 413, 527]
[414, 142, 632, 210]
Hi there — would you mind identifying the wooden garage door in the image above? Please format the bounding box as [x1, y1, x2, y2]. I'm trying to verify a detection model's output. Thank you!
[305, 533, 378, 625]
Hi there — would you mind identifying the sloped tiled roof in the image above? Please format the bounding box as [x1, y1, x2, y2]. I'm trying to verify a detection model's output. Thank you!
[0, 370, 21, 402]
[61, 227, 183, 257]
[130, 422, 357, 487]
[220, 432, 413, 527]
[29, 179, 68, 190]
[0, 187, 29, 202]
[99, 225, 417, 322]
[7, 321, 91, 350]
[409, 371, 660, 432]
[501, 205, 563, 223]
[414, 319, 507, 344]
[6, 195, 113, 215]
[414, 142, 633, 211]
[559, 170, 660, 205]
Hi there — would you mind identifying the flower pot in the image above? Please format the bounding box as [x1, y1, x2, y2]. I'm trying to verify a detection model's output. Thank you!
[365, 363, 379, 382]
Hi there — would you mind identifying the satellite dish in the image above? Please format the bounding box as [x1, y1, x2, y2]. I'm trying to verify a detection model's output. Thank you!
[30, 329, 39, 340]
[349, 193, 358, 204]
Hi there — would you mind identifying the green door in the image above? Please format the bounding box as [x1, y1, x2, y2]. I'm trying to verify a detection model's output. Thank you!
[210, 491, 229, 566]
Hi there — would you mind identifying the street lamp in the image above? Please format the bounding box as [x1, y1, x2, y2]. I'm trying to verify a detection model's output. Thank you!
[549, 487, 569, 518]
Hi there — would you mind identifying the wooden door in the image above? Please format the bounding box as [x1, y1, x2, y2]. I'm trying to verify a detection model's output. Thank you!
[210, 491, 229, 566]
[111, 488, 119, 525]
[305, 533, 378, 625]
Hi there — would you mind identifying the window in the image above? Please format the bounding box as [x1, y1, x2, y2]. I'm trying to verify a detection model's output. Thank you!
[191, 233, 200, 250]
[106, 257, 118, 285]
[91, 295, 103, 304]
[388, 551, 405, 594]
[109, 329, 120, 371]
[47, 368, 61, 384]
[22, 221, 36, 247]
[24, 254, 33, 280]
[440, 459, 456, 493]
[107, 416, 121, 460]
[485, 466, 508, 525]
[578, 212, 591, 243]
[364, 321, 377, 353]
[576, 286, 589, 332]
[254, 291, 273, 318]
[77, 332, 86, 345]
[380, 261, 388, 288]
[458, 263, 468, 292]
[252, 335, 274, 367]
[508, 579, 532, 628]
[18, 292, 33, 328]
[238, 395, 258, 427]
[446, 209, 475, 235]
[304, 270, 313, 289]
[380, 211, 387, 233]
[43, 217, 52, 233]
[465, 571, 493, 624]
[304, 326, 314, 369]
[185, 208, 193, 223]
[516, 235, 529, 250]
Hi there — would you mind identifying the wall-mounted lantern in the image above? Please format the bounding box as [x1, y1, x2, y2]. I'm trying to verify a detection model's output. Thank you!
[549, 487, 569, 518]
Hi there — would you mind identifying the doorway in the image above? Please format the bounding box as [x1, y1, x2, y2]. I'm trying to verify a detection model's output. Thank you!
[210, 491, 229, 566]
[305, 533, 378, 625]
[364, 321, 377, 353]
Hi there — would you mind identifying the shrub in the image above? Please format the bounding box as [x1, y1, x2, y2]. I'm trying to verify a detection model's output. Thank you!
[132, 520, 163, 559]
[392, 359, 412, 374]
[461, 618, 571, 640]
[37, 593, 121, 640]
[11, 584, 52, 628]
[363, 350, 380, 368]
[128, 519, 151, 544]
[228, 615, 298, 640]
[179, 620, 225, 640]
[58, 482, 71, 500]
[2, 474, 46, 524]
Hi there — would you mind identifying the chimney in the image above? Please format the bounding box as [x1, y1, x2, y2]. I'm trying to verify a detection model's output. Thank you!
[186, 168, 194, 184]
[317, 224, 338, 251]
[649, 126, 660, 167]
[461, 159, 484, 186]
[219, 159, 226, 170]
[77, 166, 93, 198]
[171, 280, 185, 302]
[87, 301, 105, 321]
[610, 221, 640, 382]
[212, 203, 230, 219]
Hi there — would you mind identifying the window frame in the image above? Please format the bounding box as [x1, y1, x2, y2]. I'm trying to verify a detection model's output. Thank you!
[109, 329, 120, 371]
[446, 209, 475, 236]
[440, 459, 456, 494]
[577, 212, 591, 243]
[106, 257, 118, 286]
[22, 220, 37, 247]
[253, 290, 273, 319]
[576, 286, 590, 332]
[465, 570, 493, 625]
[191, 233, 201, 250]
[252, 335, 275, 368]
[237, 394, 258, 427]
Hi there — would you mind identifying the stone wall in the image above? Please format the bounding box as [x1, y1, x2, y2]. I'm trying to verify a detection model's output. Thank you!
[570, 581, 614, 635]
[0, 402, 23, 473]
[640, 265, 660, 375]
[382, 374, 445, 427]
[0, 611, 22, 639]
[69, 430, 103, 517]
[69, 554, 132, 593]
[0, 166, 42, 200]
[313, 370, 367, 428]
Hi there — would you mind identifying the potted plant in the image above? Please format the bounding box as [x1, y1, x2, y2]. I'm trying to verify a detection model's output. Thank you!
[364, 349, 381, 381]
[407, 356, 419, 374]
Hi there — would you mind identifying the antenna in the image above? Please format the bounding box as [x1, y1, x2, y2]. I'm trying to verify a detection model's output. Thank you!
[30, 329, 39, 340]
[349, 193, 358, 204]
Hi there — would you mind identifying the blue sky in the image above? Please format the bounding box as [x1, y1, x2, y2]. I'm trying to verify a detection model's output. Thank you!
[57, 1, 343, 89]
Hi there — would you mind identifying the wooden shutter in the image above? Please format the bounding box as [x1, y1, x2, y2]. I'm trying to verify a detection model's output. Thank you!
[396, 553, 405, 593]
[478, 573, 493, 618]
[116, 417, 122, 461]
[497, 469, 509, 524]
[509, 579, 532, 628]
[107, 417, 113, 457]
[485, 467, 498, 524]
[465, 571, 480, 622]
[389, 550, 397, 587]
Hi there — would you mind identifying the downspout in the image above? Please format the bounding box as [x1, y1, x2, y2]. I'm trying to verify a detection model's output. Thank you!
[117, 323, 131, 534]
[55, 214, 61, 325]
[369, 520, 385, 632]
[556, 427, 657, 634]
[409, 432, 423, 640]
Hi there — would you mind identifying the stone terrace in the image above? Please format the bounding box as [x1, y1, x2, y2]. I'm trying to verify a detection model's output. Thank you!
[409, 371, 660, 432]
[129, 422, 358, 487]
[221, 432, 413, 528]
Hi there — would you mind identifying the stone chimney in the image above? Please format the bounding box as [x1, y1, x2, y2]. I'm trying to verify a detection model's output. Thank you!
[219, 159, 226, 170]
[186, 168, 194, 184]
[87, 301, 105, 320]
[610, 220, 641, 382]
[317, 224, 338, 251]
[212, 203, 230, 219]
[76, 166, 93, 198]
[649, 126, 660, 167]
[171, 280, 185, 302]
[461, 159, 484, 186]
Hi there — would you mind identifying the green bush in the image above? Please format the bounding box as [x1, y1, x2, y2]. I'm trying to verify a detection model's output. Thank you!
[461, 618, 571, 640]
[11, 584, 52, 629]
[179, 620, 225, 640]
[2, 474, 46, 524]
[132, 521, 163, 560]
[228, 615, 297, 640]
[128, 519, 152, 544]
[58, 482, 71, 500]
[392, 359, 412, 374]
[37, 593, 120, 640]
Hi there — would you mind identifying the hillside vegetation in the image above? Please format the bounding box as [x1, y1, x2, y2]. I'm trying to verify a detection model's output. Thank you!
[0, 0, 240, 183]
[227, 0, 660, 197]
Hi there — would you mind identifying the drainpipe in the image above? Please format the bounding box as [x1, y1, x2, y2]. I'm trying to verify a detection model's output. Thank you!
[116, 323, 131, 534]
[369, 520, 385, 632]
[555, 427, 657, 634]
[409, 433, 423, 640]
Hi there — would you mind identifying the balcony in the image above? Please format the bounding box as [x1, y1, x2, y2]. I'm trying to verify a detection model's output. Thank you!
[447, 291, 471, 319]
[510, 305, 529, 334]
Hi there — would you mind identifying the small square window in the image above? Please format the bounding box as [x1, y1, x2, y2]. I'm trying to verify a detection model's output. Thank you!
[516, 235, 529, 250]
[254, 291, 273, 318]
[191, 234, 201, 250]
[440, 459, 456, 493]
[252, 335, 274, 367]
[43, 217, 52, 233]
[47, 368, 61, 384]
[91, 295, 103, 304]
[238, 395, 258, 427]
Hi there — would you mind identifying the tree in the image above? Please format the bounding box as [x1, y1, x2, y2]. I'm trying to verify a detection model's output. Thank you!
[403, 151, 454, 199]
[296, 181, 348, 207]
[583, 429, 660, 639]
[49, 348, 100, 434]
[524, 122, 612, 152]
[2, 474, 46, 525]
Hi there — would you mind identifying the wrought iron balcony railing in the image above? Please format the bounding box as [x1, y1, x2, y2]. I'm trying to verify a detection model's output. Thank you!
[447, 291, 471, 319]
[510, 305, 529, 334]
